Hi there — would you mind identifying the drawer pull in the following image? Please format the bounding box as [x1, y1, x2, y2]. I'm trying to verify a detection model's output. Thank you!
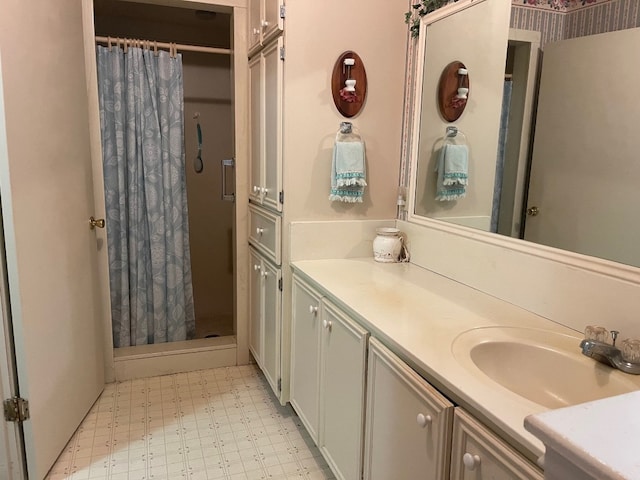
[416, 413, 432, 428]
[323, 319, 332, 332]
[463, 453, 481, 471]
[256, 227, 265, 236]
[309, 305, 319, 315]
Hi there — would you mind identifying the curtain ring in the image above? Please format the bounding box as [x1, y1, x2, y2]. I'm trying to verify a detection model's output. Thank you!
[154, 40, 158, 56]
[107, 36, 112, 52]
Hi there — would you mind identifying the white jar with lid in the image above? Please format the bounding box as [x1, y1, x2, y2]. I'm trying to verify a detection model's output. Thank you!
[373, 227, 403, 263]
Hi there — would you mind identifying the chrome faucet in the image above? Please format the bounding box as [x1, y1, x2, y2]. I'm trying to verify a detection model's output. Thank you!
[580, 330, 640, 375]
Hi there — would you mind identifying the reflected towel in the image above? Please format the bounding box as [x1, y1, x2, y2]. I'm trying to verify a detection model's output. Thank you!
[329, 141, 367, 203]
[435, 144, 468, 201]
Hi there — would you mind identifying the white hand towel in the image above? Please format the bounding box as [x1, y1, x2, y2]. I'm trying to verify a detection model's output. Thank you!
[435, 144, 469, 201]
[329, 141, 367, 203]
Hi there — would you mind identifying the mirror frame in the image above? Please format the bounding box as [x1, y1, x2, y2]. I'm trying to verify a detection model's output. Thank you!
[405, 0, 640, 285]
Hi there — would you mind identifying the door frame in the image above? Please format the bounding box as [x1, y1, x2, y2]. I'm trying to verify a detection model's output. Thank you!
[0, 52, 26, 480]
[80, 0, 250, 372]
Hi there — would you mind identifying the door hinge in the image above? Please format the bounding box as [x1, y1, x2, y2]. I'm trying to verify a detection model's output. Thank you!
[278, 277, 283, 292]
[279, 191, 284, 205]
[4, 397, 29, 423]
[277, 378, 282, 392]
[280, 5, 286, 19]
[279, 47, 285, 61]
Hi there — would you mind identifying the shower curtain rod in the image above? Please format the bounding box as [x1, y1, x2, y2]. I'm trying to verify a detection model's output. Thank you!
[95, 36, 232, 56]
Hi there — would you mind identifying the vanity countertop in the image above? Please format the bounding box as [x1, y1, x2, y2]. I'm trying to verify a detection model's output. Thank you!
[290, 258, 640, 465]
[524, 391, 640, 480]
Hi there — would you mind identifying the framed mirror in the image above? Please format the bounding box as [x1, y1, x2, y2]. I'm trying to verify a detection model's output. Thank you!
[407, 0, 640, 271]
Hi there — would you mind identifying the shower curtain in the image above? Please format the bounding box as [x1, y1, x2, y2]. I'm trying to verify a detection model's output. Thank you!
[96, 45, 195, 347]
[490, 79, 513, 233]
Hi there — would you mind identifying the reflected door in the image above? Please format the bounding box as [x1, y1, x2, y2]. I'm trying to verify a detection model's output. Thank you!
[524, 29, 640, 267]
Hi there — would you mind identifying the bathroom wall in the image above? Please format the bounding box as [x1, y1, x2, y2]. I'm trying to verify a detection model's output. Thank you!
[511, 0, 640, 46]
[283, 0, 409, 223]
[413, 0, 510, 229]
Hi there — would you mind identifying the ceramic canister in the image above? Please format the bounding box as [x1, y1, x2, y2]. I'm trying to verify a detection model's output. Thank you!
[373, 227, 403, 263]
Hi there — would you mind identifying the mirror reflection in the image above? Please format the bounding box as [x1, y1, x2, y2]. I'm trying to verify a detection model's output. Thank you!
[410, 0, 640, 268]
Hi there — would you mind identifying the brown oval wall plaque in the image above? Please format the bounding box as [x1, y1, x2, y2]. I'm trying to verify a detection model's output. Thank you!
[331, 51, 367, 118]
[438, 61, 470, 122]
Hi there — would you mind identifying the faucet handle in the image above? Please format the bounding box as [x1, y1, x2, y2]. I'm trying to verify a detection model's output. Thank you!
[584, 325, 610, 343]
[621, 338, 640, 363]
[611, 330, 619, 346]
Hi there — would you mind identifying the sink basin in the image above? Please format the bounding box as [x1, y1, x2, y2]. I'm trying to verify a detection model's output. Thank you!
[452, 327, 640, 409]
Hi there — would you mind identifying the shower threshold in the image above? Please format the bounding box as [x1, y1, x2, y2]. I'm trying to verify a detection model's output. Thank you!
[113, 335, 236, 381]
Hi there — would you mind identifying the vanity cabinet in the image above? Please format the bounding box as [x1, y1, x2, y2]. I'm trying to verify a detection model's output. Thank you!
[290, 270, 546, 480]
[364, 338, 454, 480]
[290, 277, 369, 480]
[248, 35, 283, 213]
[290, 277, 322, 441]
[450, 409, 543, 480]
[248, 0, 284, 56]
[248, 248, 282, 398]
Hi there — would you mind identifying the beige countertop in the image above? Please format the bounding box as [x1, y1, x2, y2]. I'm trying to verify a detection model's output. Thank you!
[290, 258, 639, 463]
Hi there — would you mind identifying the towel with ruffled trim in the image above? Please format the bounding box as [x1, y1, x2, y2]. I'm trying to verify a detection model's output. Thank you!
[329, 141, 367, 203]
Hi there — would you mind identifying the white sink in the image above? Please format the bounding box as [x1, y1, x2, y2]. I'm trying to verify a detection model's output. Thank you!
[451, 327, 640, 409]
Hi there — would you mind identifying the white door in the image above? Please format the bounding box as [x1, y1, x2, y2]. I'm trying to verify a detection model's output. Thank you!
[262, 37, 283, 212]
[320, 300, 368, 480]
[0, 1, 106, 478]
[524, 29, 640, 266]
[248, 249, 263, 364]
[249, 54, 263, 204]
[261, 259, 280, 395]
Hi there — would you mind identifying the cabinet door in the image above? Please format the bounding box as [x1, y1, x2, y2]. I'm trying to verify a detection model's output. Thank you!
[450, 409, 543, 480]
[320, 300, 369, 480]
[249, 54, 263, 204]
[261, 259, 281, 395]
[262, 37, 283, 212]
[364, 338, 454, 480]
[263, 0, 284, 44]
[248, 248, 263, 365]
[248, 0, 262, 54]
[290, 278, 322, 442]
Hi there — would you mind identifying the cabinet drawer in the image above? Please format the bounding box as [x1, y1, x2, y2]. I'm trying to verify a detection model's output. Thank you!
[249, 204, 281, 265]
[364, 338, 454, 480]
[450, 409, 543, 480]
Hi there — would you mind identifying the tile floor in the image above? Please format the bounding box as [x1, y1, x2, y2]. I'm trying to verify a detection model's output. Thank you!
[46, 365, 335, 480]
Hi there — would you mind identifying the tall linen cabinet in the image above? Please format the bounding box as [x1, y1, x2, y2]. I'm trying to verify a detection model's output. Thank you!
[247, 0, 285, 401]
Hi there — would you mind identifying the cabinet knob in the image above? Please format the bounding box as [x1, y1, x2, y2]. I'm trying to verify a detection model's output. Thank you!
[253, 27, 260, 36]
[261, 19, 270, 28]
[323, 319, 332, 332]
[256, 227, 265, 236]
[308, 305, 318, 315]
[253, 264, 261, 271]
[260, 270, 269, 277]
[260, 187, 268, 194]
[253, 185, 260, 193]
[416, 413, 432, 428]
[463, 453, 481, 471]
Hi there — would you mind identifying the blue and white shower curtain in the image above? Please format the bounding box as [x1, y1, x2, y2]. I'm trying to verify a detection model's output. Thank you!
[490, 79, 513, 233]
[96, 45, 195, 347]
